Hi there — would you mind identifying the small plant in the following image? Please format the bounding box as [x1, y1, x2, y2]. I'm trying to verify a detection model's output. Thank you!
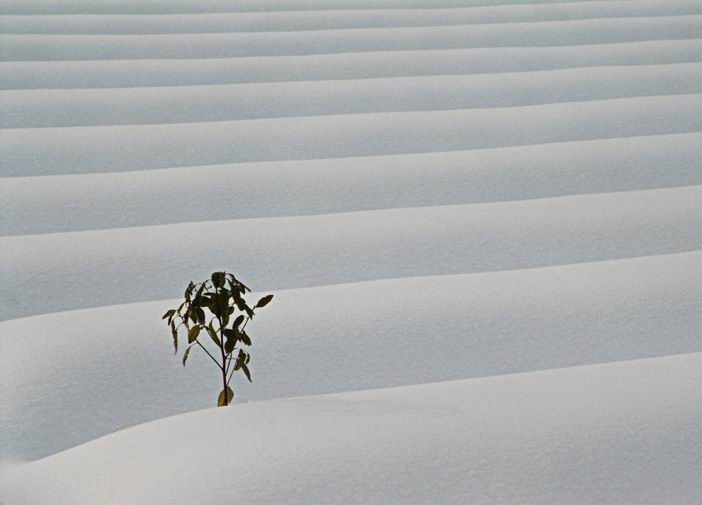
[162, 272, 273, 406]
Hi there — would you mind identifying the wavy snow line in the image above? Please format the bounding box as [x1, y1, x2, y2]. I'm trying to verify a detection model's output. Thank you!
[2, 15, 701, 61]
[1, 186, 700, 320]
[3, 63, 701, 128]
[3, 1, 701, 34]
[3, 40, 700, 89]
[2, 133, 702, 235]
[2, 94, 702, 177]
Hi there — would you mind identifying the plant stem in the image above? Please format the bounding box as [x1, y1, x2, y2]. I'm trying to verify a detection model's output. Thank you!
[217, 289, 229, 405]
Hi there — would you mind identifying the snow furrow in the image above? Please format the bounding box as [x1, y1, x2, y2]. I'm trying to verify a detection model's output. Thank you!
[2, 133, 701, 236]
[1, 186, 700, 321]
[2, 94, 701, 177]
[3, 40, 699, 90]
[3, 1, 701, 34]
[2, 16, 701, 61]
[4, 64, 702, 128]
[1, 251, 700, 461]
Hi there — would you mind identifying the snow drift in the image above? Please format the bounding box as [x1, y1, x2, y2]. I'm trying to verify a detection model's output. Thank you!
[2, 353, 701, 504]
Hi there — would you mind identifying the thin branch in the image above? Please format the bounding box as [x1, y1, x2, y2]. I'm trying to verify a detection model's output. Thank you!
[226, 356, 238, 386]
[195, 340, 222, 370]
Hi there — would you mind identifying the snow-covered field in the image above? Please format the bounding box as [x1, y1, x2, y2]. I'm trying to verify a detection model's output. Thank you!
[1, 1, 701, 503]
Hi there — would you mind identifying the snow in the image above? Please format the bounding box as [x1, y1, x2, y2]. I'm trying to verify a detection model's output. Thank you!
[2, 251, 701, 461]
[5, 1, 702, 35]
[4, 16, 702, 61]
[3, 133, 701, 235]
[4, 95, 702, 177]
[1, 0, 701, 503]
[3, 64, 702, 127]
[2, 353, 702, 504]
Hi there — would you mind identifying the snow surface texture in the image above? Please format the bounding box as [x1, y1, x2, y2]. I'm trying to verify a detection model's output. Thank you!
[1, 1, 701, 504]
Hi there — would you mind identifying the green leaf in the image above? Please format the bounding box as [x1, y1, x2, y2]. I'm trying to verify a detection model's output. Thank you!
[182, 346, 192, 366]
[255, 294, 274, 308]
[206, 324, 221, 347]
[162, 309, 176, 320]
[236, 299, 254, 318]
[195, 307, 206, 325]
[170, 321, 178, 354]
[224, 333, 237, 354]
[211, 272, 226, 289]
[188, 325, 201, 344]
[233, 315, 244, 329]
[240, 362, 252, 383]
[240, 330, 251, 346]
[207, 328, 222, 347]
[217, 386, 234, 407]
[234, 349, 246, 370]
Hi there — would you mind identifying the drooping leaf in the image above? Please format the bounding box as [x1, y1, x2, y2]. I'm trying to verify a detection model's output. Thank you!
[195, 307, 206, 325]
[188, 325, 201, 343]
[255, 294, 274, 308]
[239, 330, 251, 346]
[170, 321, 178, 354]
[224, 333, 237, 354]
[182, 346, 192, 366]
[217, 386, 234, 406]
[206, 324, 221, 347]
[240, 362, 252, 383]
[162, 309, 176, 320]
[234, 349, 246, 370]
[235, 299, 254, 318]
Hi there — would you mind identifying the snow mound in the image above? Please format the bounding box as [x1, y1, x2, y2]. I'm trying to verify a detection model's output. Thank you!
[2, 187, 700, 320]
[3, 133, 701, 235]
[2, 252, 700, 461]
[3, 352, 701, 505]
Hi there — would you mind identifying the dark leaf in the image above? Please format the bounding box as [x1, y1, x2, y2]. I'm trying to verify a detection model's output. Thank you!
[224, 333, 237, 354]
[240, 362, 252, 383]
[209, 333, 221, 347]
[162, 309, 176, 320]
[182, 346, 192, 366]
[211, 272, 226, 289]
[233, 315, 244, 329]
[255, 294, 274, 308]
[217, 386, 234, 407]
[170, 321, 178, 354]
[188, 325, 201, 344]
[240, 330, 251, 346]
[185, 281, 195, 301]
